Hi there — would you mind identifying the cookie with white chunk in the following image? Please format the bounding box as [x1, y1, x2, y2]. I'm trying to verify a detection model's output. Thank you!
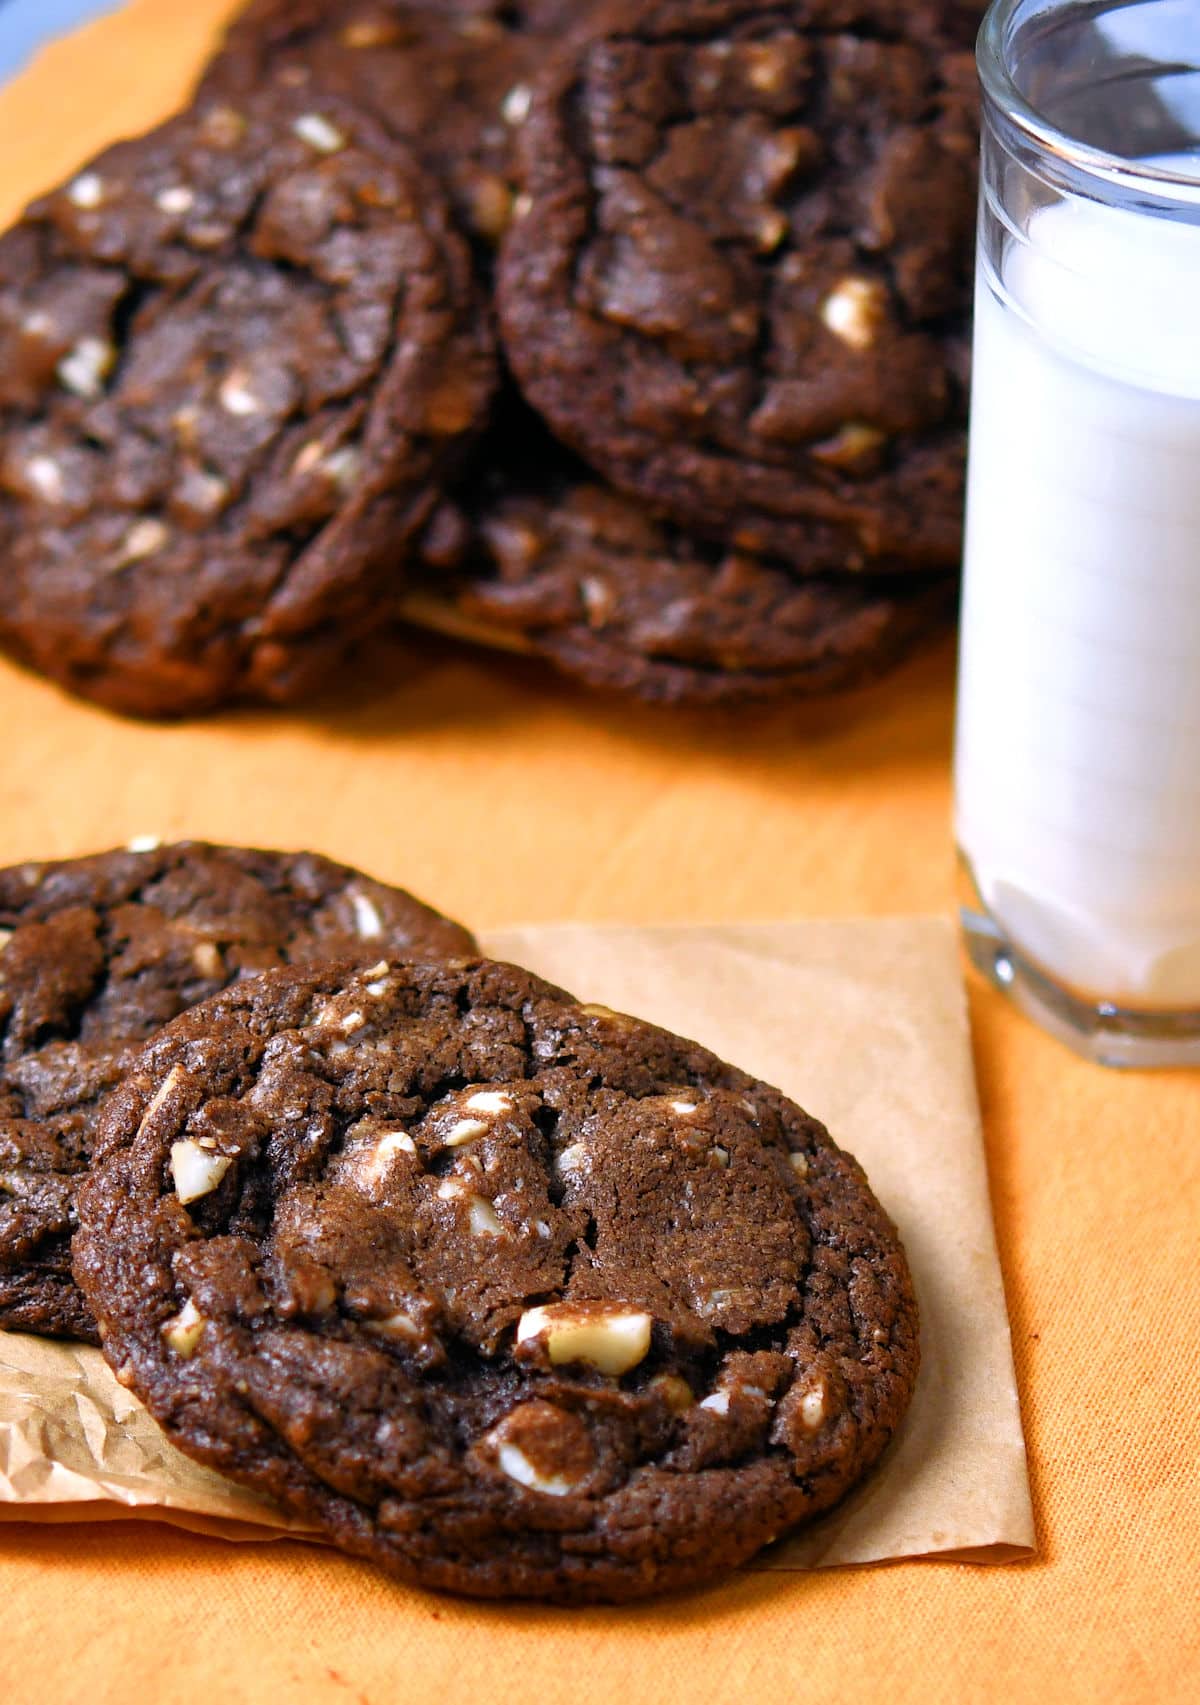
[75, 956, 918, 1603]
[196, 0, 588, 248]
[412, 414, 957, 705]
[498, 0, 978, 573]
[0, 87, 494, 716]
[0, 841, 476, 1342]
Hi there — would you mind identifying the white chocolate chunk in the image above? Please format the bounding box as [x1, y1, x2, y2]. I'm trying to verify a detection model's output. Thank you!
[373, 1310, 422, 1341]
[26, 455, 64, 502]
[444, 1117, 488, 1148]
[712, 1145, 730, 1168]
[57, 337, 115, 399]
[375, 1130, 417, 1160]
[191, 941, 223, 979]
[118, 519, 170, 563]
[354, 1130, 417, 1191]
[156, 185, 195, 215]
[218, 370, 260, 415]
[465, 1091, 512, 1116]
[323, 446, 361, 489]
[516, 1304, 652, 1376]
[501, 83, 532, 125]
[339, 1010, 366, 1034]
[495, 1440, 575, 1497]
[162, 1298, 207, 1358]
[671, 1100, 698, 1116]
[699, 1390, 730, 1415]
[579, 576, 613, 622]
[293, 113, 347, 153]
[136, 1064, 185, 1138]
[789, 1151, 809, 1178]
[813, 422, 886, 464]
[178, 466, 229, 515]
[68, 172, 105, 209]
[126, 835, 161, 853]
[820, 277, 886, 351]
[170, 1138, 231, 1204]
[468, 1195, 503, 1237]
[436, 1178, 466, 1201]
[293, 440, 324, 475]
[0, 929, 12, 952]
[351, 892, 383, 939]
[554, 1143, 586, 1176]
[800, 1383, 828, 1431]
[755, 208, 789, 253]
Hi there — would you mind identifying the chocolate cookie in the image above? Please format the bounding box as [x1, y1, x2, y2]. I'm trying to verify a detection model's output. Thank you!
[497, 0, 979, 573]
[197, 0, 587, 247]
[75, 956, 918, 1602]
[0, 842, 476, 1341]
[0, 89, 494, 717]
[414, 423, 956, 704]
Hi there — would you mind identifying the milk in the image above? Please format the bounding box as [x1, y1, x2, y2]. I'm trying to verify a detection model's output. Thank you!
[955, 169, 1200, 1006]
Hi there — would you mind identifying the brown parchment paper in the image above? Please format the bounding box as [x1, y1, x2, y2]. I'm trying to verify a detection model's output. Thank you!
[0, 917, 1033, 1568]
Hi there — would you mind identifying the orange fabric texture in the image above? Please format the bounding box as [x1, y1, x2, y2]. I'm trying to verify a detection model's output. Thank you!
[1, 4, 1198, 1700]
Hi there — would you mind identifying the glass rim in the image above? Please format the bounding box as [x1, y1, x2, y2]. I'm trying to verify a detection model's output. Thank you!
[978, 0, 1200, 199]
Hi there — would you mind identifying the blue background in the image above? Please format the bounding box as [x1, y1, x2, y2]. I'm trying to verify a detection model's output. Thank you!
[0, 0, 121, 81]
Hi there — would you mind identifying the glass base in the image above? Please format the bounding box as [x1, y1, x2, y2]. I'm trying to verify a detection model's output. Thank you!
[958, 858, 1200, 1069]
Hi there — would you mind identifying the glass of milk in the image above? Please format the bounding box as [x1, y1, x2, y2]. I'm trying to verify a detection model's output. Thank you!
[955, 0, 1200, 1065]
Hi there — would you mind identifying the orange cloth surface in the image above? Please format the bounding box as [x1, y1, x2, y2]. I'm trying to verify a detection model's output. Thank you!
[1, 5, 1198, 1700]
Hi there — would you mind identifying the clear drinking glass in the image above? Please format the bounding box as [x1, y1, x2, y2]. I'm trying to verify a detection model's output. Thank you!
[955, 0, 1200, 1065]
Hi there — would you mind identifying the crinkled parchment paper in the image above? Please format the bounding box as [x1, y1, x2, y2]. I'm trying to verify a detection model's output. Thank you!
[0, 917, 1034, 1568]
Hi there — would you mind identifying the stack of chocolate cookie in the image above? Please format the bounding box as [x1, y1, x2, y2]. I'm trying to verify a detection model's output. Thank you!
[0, 1, 981, 715]
[3, 840, 918, 1601]
[0, 841, 477, 1338]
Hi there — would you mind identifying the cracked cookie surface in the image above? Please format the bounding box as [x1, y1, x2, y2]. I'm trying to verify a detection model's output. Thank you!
[498, 0, 979, 573]
[0, 842, 476, 1341]
[197, 0, 587, 248]
[0, 88, 494, 716]
[75, 956, 918, 1602]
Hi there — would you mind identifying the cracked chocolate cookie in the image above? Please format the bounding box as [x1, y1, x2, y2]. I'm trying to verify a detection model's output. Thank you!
[75, 956, 918, 1602]
[497, 0, 979, 573]
[0, 88, 495, 717]
[0, 842, 476, 1342]
[197, 0, 588, 248]
[414, 424, 956, 704]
